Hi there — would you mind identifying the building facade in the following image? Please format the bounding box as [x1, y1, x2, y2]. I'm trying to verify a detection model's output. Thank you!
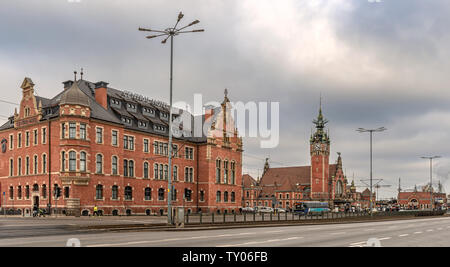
[0, 77, 243, 216]
[398, 187, 447, 210]
[242, 105, 373, 211]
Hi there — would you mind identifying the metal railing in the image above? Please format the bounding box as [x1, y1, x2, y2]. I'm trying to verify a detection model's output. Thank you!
[184, 210, 446, 225]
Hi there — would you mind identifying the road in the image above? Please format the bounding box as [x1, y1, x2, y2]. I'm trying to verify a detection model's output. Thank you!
[0, 216, 449, 247]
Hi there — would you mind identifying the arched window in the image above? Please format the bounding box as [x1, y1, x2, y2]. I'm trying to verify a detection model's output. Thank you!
[231, 192, 236, 202]
[33, 184, 39, 192]
[216, 159, 221, 183]
[42, 154, 47, 174]
[123, 160, 128, 177]
[145, 187, 152, 200]
[224, 191, 229, 202]
[231, 161, 236, 185]
[34, 155, 38, 174]
[42, 184, 47, 199]
[124, 186, 133, 200]
[154, 164, 159, 179]
[129, 160, 134, 177]
[159, 164, 163, 180]
[96, 185, 103, 200]
[112, 156, 118, 175]
[61, 152, 65, 172]
[223, 160, 229, 184]
[216, 191, 221, 202]
[335, 180, 343, 196]
[173, 166, 178, 181]
[112, 185, 118, 200]
[96, 154, 103, 174]
[80, 152, 86, 172]
[69, 151, 76, 172]
[144, 162, 149, 179]
[164, 165, 168, 180]
[158, 188, 165, 201]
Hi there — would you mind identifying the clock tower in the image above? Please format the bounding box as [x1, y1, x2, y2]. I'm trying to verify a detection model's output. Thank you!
[310, 101, 330, 200]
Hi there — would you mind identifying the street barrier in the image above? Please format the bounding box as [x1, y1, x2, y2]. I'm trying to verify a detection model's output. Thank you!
[183, 210, 446, 225]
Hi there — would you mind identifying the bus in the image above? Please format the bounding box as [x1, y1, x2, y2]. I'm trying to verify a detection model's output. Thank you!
[293, 201, 330, 215]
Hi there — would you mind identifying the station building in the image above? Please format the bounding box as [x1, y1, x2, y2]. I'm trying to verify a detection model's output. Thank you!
[242, 106, 373, 211]
[0, 76, 243, 216]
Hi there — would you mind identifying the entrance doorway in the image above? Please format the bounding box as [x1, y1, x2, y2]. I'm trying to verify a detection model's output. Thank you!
[33, 196, 40, 209]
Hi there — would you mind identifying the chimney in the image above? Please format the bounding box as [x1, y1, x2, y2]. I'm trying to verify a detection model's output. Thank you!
[95, 81, 109, 110]
[63, 80, 74, 90]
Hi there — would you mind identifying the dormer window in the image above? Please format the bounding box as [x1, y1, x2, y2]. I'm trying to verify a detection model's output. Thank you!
[160, 112, 169, 120]
[143, 107, 155, 117]
[126, 103, 137, 113]
[24, 107, 30, 118]
[110, 98, 121, 108]
[121, 116, 132, 126]
[138, 121, 148, 129]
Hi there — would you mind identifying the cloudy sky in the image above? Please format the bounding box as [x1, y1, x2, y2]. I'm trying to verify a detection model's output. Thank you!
[1, 0, 450, 199]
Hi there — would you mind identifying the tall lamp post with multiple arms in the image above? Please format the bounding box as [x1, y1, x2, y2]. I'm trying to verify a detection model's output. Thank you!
[139, 12, 204, 225]
[420, 156, 441, 210]
[356, 127, 387, 216]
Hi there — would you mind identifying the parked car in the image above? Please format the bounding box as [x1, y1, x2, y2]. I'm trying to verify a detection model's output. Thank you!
[241, 207, 255, 213]
[257, 206, 274, 213]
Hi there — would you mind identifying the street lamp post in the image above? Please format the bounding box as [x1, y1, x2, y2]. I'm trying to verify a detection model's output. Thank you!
[421, 156, 441, 210]
[357, 127, 387, 216]
[139, 12, 204, 225]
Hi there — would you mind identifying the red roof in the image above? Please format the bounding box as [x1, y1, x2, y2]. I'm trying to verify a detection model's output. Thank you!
[258, 164, 337, 195]
[242, 174, 258, 188]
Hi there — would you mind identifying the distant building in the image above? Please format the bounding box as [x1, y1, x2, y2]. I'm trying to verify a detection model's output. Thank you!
[242, 104, 372, 210]
[398, 187, 447, 210]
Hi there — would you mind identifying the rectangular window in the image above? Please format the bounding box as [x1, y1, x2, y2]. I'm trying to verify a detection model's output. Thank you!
[172, 144, 178, 158]
[144, 139, 149, 153]
[154, 141, 159, 154]
[123, 136, 128, 150]
[61, 123, 66, 139]
[9, 135, 13, 150]
[69, 123, 76, 139]
[129, 136, 134, 150]
[96, 128, 103, 143]
[112, 130, 118, 146]
[185, 147, 194, 160]
[80, 124, 86, 140]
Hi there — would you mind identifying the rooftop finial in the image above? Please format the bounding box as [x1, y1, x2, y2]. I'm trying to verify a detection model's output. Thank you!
[80, 68, 84, 80]
[224, 88, 228, 98]
[74, 71, 78, 82]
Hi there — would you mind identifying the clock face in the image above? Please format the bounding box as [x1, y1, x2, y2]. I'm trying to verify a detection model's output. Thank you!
[314, 143, 321, 151]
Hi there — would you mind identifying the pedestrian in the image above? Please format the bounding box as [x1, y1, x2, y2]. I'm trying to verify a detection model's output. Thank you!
[93, 205, 98, 216]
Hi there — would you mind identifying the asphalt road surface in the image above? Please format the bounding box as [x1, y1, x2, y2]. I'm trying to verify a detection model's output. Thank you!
[0, 216, 449, 247]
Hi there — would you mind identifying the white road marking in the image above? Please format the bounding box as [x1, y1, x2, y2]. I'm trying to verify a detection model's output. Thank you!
[414, 232, 423, 234]
[426, 229, 434, 232]
[330, 232, 346, 235]
[399, 234, 409, 237]
[86, 232, 258, 247]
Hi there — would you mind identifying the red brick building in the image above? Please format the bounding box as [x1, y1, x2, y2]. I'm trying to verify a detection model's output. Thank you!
[397, 187, 447, 210]
[0, 77, 243, 216]
[242, 106, 372, 211]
